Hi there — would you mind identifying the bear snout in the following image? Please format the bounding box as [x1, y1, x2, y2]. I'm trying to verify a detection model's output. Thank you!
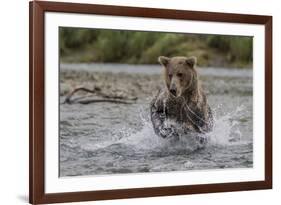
[170, 88, 177, 96]
[169, 84, 177, 96]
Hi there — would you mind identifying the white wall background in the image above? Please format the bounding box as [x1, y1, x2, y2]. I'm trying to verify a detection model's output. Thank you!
[0, 0, 279, 204]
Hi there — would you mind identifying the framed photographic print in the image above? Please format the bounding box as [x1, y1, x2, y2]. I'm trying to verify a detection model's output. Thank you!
[29, 1, 272, 204]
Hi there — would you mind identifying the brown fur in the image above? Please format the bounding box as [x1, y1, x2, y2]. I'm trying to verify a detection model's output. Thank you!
[150, 56, 213, 139]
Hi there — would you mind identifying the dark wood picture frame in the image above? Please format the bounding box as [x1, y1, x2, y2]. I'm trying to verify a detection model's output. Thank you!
[29, 1, 272, 204]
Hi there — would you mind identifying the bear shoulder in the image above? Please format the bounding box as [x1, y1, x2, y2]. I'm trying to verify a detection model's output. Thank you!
[150, 89, 167, 111]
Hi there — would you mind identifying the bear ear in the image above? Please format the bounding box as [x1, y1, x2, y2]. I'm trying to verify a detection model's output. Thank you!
[185, 56, 197, 68]
[158, 56, 170, 66]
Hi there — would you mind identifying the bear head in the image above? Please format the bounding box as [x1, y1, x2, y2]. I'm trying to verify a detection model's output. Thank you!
[158, 56, 198, 97]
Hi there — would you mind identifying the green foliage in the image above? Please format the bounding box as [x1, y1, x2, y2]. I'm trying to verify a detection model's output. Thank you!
[207, 35, 253, 63]
[59, 27, 253, 68]
[59, 27, 99, 55]
[93, 30, 131, 62]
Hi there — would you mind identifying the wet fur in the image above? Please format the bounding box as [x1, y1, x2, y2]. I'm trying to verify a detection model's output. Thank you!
[150, 56, 214, 139]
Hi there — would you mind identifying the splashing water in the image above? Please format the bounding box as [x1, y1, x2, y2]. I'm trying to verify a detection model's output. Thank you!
[60, 101, 253, 176]
[208, 105, 245, 146]
[93, 104, 248, 155]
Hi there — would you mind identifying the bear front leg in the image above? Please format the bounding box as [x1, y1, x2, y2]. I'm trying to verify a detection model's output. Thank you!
[159, 121, 180, 140]
[150, 96, 179, 139]
[150, 99, 166, 138]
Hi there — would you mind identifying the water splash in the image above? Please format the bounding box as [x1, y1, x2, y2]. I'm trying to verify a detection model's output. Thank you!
[116, 104, 248, 152]
[208, 104, 246, 146]
[83, 104, 248, 154]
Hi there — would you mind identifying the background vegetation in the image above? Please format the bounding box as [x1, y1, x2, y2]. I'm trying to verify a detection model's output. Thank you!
[59, 27, 253, 68]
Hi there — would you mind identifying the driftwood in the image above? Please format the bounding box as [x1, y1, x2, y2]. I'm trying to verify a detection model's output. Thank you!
[75, 99, 134, 105]
[63, 86, 137, 105]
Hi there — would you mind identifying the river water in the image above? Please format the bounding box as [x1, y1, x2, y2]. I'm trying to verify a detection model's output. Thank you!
[59, 63, 253, 177]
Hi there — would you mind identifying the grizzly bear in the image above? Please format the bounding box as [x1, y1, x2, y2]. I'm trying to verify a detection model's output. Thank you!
[150, 56, 214, 140]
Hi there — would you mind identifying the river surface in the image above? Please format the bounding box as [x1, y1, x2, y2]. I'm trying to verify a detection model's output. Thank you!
[59, 63, 253, 177]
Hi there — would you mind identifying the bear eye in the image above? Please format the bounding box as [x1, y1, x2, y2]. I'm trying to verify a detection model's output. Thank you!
[177, 73, 183, 77]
